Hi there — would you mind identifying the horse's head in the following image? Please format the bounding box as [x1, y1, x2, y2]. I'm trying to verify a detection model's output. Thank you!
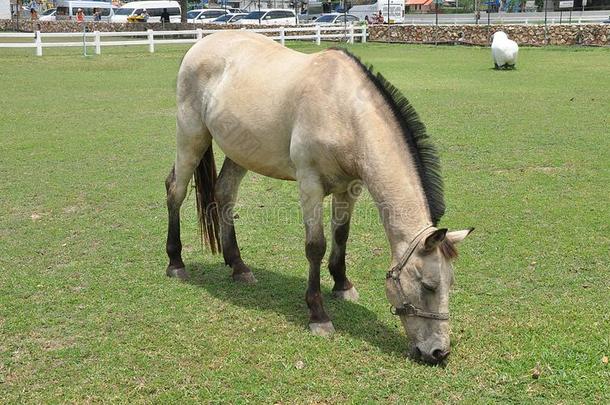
[385, 228, 473, 365]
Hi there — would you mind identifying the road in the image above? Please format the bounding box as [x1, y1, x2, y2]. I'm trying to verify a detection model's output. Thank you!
[398, 10, 609, 24]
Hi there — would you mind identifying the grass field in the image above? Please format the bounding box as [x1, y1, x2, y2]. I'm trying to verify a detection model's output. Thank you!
[1, 42, 609, 403]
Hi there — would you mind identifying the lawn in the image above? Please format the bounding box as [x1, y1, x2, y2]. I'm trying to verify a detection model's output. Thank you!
[0, 41, 608, 403]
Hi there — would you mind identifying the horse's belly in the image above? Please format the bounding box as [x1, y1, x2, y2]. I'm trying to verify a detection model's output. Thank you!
[212, 129, 296, 181]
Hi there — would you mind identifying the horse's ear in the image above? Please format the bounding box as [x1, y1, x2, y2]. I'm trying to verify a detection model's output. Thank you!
[424, 228, 447, 251]
[446, 228, 474, 245]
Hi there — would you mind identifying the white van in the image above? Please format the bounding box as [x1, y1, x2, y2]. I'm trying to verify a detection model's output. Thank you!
[110, 1, 180, 23]
[238, 9, 297, 26]
[349, 0, 405, 23]
[55, 1, 115, 21]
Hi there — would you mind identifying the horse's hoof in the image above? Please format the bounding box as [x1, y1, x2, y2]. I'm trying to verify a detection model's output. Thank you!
[332, 286, 359, 302]
[166, 267, 188, 280]
[232, 271, 257, 284]
[309, 321, 335, 337]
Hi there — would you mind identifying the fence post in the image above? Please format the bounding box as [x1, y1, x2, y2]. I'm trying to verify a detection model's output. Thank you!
[361, 25, 367, 43]
[315, 25, 321, 46]
[147, 29, 154, 53]
[35, 30, 42, 56]
[348, 24, 354, 44]
[94, 31, 101, 55]
[196, 28, 203, 40]
[279, 26, 285, 46]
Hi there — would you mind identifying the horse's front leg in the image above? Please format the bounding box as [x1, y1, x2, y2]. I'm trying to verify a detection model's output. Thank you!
[329, 190, 360, 302]
[298, 173, 334, 337]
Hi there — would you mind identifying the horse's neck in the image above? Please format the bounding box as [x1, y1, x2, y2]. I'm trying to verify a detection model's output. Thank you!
[358, 122, 431, 264]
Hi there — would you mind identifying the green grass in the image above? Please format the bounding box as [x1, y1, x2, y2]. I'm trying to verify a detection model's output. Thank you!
[1, 42, 609, 403]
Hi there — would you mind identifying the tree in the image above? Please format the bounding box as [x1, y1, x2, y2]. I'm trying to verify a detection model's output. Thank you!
[180, 0, 187, 23]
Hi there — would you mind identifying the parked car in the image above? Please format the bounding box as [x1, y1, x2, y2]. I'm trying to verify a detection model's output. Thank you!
[227, 7, 247, 13]
[111, 1, 180, 23]
[186, 8, 228, 23]
[211, 13, 248, 24]
[38, 8, 56, 21]
[238, 9, 297, 26]
[314, 13, 359, 25]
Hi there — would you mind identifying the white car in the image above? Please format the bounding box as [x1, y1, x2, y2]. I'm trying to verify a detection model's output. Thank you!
[314, 13, 360, 25]
[238, 9, 297, 26]
[186, 8, 228, 23]
[211, 13, 248, 24]
[38, 8, 56, 21]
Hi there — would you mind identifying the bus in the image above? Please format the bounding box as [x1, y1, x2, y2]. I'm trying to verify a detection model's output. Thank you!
[110, 1, 181, 23]
[55, 1, 115, 21]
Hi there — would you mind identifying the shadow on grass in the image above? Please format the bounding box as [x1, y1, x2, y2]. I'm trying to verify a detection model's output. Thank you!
[185, 262, 408, 358]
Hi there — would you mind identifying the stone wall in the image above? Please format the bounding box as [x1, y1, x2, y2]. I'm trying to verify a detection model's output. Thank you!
[0, 19, 261, 33]
[368, 24, 610, 46]
[1, 19, 608, 46]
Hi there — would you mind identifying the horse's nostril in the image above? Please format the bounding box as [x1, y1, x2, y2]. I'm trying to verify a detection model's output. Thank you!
[432, 349, 450, 361]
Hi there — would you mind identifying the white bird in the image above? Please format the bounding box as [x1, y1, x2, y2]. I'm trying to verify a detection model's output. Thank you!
[491, 31, 519, 70]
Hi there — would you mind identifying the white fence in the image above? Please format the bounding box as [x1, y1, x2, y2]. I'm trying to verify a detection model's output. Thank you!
[0, 25, 368, 56]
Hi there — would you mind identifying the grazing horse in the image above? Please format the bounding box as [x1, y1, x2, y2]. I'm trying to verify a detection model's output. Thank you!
[164, 31, 473, 365]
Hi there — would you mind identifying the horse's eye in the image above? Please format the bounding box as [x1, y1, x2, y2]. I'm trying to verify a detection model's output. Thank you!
[422, 282, 437, 292]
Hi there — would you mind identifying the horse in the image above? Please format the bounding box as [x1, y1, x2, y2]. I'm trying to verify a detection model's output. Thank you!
[164, 31, 473, 365]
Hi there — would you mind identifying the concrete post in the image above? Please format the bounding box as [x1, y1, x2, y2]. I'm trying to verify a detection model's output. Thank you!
[147, 29, 154, 53]
[94, 31, 101, 55]
[35, 30, 42, 56]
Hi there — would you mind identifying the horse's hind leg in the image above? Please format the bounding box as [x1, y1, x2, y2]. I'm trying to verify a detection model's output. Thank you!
[215, 158, 256, 283]
[165, 123, 211, 280]
[329, 190, 360, 302]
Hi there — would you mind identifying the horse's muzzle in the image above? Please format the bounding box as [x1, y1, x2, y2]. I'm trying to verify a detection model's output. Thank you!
[411, 345, 450, 365]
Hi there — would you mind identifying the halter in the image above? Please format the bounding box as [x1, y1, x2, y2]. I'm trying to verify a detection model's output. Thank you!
[386, 225, 450, 321]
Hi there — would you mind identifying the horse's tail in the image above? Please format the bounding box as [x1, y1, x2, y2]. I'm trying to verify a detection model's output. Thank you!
[193, 145, 222, 254]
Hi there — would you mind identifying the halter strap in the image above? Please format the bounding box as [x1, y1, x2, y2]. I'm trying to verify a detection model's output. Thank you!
[386, 225, 450, 321]
[391, 224, 434, 275]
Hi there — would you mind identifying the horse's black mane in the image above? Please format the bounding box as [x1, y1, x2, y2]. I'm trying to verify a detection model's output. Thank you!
[331, 48, 445, 225]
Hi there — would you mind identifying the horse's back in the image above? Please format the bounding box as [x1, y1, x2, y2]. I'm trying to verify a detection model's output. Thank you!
[177, 32, 363, 182]
[179, 31, 307, 98]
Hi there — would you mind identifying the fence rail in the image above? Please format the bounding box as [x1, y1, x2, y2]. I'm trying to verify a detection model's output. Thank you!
[0, 25, 368, 56]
